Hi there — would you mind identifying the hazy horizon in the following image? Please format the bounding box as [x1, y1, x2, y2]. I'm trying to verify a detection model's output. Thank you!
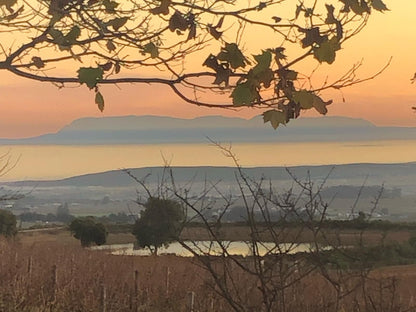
[1, 140, 415, 182]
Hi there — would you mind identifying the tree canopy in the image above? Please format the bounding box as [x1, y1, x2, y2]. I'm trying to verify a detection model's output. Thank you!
[69, 216, 107, 247]
[132, 197, 185, 255]
[0, 0, 388, 127]
[0, 209, 17, 237]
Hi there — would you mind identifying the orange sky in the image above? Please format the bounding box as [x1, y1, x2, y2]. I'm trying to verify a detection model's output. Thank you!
[0, 0, 415, 138]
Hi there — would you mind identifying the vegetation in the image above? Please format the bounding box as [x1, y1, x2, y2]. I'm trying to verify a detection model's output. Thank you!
[69, 217, 107, 247]
[0, 208, 16, 237]
[132, 197, 185, 255]
[0, 0, 389, 126]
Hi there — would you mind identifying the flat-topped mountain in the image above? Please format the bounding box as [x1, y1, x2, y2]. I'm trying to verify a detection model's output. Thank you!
[0, 115, 414, 144]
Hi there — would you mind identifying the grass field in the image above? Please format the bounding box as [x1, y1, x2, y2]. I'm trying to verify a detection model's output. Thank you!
[2, 226, 415, 311]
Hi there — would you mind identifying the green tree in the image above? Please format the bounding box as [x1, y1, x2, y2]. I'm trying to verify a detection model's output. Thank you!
[0, 0, 388, 126]
[56, 202, 74, 223]
[0, 209, 17, 237]
[132, 197, 185, 255]
[69, 217, 107, 247]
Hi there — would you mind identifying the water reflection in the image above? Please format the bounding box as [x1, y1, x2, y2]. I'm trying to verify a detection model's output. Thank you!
[92, 241, 323, 257]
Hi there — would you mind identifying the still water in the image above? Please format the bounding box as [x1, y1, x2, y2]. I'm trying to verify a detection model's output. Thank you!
[0, 140, 415, 181]
[92, 241, 320, 257]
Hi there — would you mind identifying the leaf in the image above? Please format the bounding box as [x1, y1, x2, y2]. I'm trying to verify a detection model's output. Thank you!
[313, 37, 340, 64]
[208, 25, 222, 40]
[371, 0, 388, 11]
[300, 27, 326, 48]
[231, 82, 259, 106]
[169, 11, 188, 32]
[292, 90, 314, 109]
[114, 62, 121, 74]
[284, 70, 298, 81]
[31, 56, 45, 69]
[95, 91, 105, 112]
[150, 0, 171, 15]
[108, 17, 128, 31]
[325, 4, 337, 24]
[77, 67, 104, 89]
[65, 25, 81, 43]
[252, 51, 272, 75]
[106, 40, 116, 52]
[272, 16, 282, 23]
[292, 90, 332, 114]
[142, 42, 159, 58]
[100, 62, 112, 71]
[0, 0, 16, 12]
[257, 2, 267, 10]
[213, 65, 231, 86]
[217, 43, 247, 69]
[187, 23, 196, 41]
[3, 5, 23, 21]
[102, 0, 118, 13]
[273, 47, 286, 60]
[263, 110, 287, 129]
[49, 26, 80, 50]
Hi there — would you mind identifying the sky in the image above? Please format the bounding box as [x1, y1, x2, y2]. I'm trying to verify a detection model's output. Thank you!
[0, 0, 415, 138]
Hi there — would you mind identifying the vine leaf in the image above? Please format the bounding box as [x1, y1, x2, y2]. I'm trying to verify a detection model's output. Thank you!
[300, 27, 326, 48]
[313, 37, 340, 64]
[231, 82, 259, 106]
[49, 26, 80, 51]
[292, 90, 332, 114]
[0, 0, 17, 12]
[95, 91, 105, 112]
[142, 42, 159, 58]
[102, 0, 118, 13]
[263, 110, 287, 129]
[217, 43, 247, 69]
[107, 17, 128, 31]
[371, 0, 388, 11]
[78, 67, 104, 89]
[169, 11, 188, 32]
[150, 0, 171, 15]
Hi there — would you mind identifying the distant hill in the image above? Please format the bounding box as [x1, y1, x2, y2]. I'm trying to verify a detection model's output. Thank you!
[0, 115, 415, 144]
[6, 163, 416, 192]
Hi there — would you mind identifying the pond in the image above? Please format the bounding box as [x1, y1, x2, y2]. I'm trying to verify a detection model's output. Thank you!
[92, 241, 326, 257]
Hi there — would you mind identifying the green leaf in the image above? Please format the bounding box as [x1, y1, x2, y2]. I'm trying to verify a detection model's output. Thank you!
[0, 0, 16, 12]
[102, 0, 118, 13]
[300, 27, 326, 48]
[292, 90, 332, 114]
[65, 26, 81, 43]
[371, 0, 388, 11]
[292, 90, 314, 109]
[142, 42, 159, 58]
[217, 43, 247, 69]
[95, 91, 105, 112]
[77, 67, 104, 89]
[150, 0, 171, 15]
[325, 4, 337, 24]
[263, 110, 287, 129]
[169, 11, 188, 32]
[285, 70, 298, 81]
[107, 17, 128, 31]
[49, 26, 81, 50]
[313, 37, 340, 64]
[252, 51, 272, 76]
[231, 82, 259, 106]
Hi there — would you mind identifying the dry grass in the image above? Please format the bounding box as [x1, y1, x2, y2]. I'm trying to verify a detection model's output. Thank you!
[0, 233, 416, 311]
[1, 228, 415, 311]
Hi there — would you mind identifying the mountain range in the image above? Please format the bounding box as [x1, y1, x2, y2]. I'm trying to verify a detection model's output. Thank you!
[1, 115, 415, 144]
